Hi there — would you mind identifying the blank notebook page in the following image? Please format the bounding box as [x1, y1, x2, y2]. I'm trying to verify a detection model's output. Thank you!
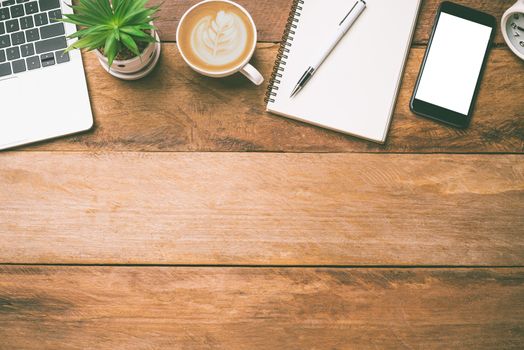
[266, 0, 421, 143]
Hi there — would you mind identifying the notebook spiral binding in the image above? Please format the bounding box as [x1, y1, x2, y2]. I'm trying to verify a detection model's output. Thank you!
[264, 0, 304, 104]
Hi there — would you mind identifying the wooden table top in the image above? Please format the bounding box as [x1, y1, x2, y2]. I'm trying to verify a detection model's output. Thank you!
[1, 0, 523, 348]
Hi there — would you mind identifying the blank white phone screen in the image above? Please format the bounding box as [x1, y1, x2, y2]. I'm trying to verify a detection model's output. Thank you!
[415, 12, 492, 115]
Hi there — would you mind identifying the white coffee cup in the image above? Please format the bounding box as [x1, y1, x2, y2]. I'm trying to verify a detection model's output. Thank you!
[176, 0, 264, 85]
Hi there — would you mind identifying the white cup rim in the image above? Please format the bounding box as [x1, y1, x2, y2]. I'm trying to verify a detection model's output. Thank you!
[176, 0, 258, 77]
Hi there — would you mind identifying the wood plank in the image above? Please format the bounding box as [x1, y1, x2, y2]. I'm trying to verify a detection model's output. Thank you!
[1, 266, 523, 349]
[153, 0, 291, 43]
[20, 45, 524, 153]
[153, 0, 513, 45]
[1, 152, 522, 266]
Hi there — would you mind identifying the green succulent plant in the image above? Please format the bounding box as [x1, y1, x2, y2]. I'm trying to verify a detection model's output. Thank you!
[61, 0, 160, 67]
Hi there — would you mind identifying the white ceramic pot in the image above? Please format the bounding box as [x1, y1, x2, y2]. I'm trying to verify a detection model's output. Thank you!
[95, 28, 159, 76]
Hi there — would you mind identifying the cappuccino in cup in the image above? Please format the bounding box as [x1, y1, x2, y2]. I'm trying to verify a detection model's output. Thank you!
[177, 0, 264, 85]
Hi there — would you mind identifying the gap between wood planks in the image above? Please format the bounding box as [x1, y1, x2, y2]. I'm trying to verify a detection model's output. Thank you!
[157, 40, 513, 49]
[1, 264, 523, 268]
[4, 150, 524, 155]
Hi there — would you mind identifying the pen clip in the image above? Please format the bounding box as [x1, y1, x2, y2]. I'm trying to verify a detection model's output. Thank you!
[339, 0, 363, 26]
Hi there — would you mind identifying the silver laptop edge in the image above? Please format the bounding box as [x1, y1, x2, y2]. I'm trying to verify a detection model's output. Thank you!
[0, 0, 93, 150]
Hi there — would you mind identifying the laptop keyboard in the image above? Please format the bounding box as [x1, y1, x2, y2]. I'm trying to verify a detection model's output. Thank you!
[0, 0, 70, 78]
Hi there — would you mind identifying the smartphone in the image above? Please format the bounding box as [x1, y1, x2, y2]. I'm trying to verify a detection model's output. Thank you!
[410, 2, 496, 128]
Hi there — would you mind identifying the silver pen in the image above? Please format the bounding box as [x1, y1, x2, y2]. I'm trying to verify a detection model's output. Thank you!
[290, 0, 367, 98]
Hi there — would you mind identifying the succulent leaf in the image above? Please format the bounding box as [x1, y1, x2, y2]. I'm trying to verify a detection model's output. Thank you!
[59, 0, 159, 67]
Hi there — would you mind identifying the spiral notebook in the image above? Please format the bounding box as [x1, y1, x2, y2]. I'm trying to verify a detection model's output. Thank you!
[265, 0, 421, 143]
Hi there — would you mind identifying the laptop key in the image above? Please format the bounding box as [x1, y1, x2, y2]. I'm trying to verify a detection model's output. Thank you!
[0, 49, 5, 62]
[0, 8, 10, 21]
[19, 15, 33, 29]
[38, 0, 59, 11]
[25, 27, 38, 41]
[11, 31, 24, 44]
[35, 35, 65, 54]
[0, 34, 10, 48]
[11, 57, 25, 72]
[40, 22, 63, 39]
[20, 42, 33, 56]
[10, 4, 24, 18]
[55, 48, 68, 63]
[40, 51, 53, 66]
[6, 45, 19, 60]
[48, 9, 60, 20]
[6, 19, 19, 32]
[17, 0, 30, 3]
[24, 1, 37, 15]
[0, 22, 4, 35]
[34, 12, 48, 26]
[2, 0, 15, 6]
[0, 61, 12, 76]
[26, 54, 39, 69]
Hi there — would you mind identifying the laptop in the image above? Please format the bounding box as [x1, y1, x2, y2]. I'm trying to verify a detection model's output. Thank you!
[0, 0, 93, 150]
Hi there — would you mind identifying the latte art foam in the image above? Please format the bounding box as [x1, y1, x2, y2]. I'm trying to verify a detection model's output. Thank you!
[177, 2, 255, 73]
[191, 11, 248, 66]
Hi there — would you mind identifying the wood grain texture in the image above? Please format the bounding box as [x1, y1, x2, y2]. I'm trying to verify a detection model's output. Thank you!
[17, 45, 524, 153]
[152, 0, 290, 43]
[1, 266, 523, 349]
[1, 3, 522, 348]
[152, 0, 514, 45]
[1, 152, 522, 265]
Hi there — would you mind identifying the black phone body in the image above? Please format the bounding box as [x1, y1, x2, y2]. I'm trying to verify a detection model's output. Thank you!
[410, 2, 496, 128]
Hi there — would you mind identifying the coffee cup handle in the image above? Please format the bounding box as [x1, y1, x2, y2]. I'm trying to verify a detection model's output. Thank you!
[240, 63, 264, 86]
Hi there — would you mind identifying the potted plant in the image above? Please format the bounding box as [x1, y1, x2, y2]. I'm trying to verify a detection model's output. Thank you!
[61, 0, 161, 80]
